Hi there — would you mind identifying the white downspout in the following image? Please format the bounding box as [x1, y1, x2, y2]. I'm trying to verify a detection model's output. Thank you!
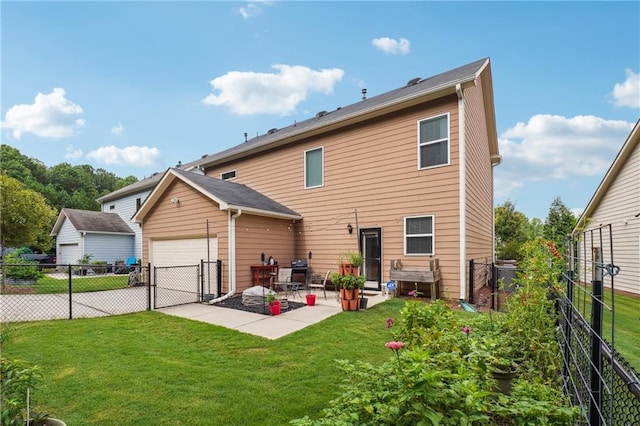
[208, 209, 242, 304]
[456, 83, 467, 301]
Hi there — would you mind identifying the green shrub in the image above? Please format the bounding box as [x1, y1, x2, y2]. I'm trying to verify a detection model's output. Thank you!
[2, 252, 42, 281]
[0, 358, 49, 426]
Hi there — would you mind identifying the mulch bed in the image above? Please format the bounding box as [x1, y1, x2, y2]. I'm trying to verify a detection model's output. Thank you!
[1, 285, 37, 294]
[213, 296, 306, 316]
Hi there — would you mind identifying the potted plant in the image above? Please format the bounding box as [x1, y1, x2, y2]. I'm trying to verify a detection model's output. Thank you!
[348, 251, 364, 275]
[331, 272, 344, 298]
[0, 358, 66, 426]
[266, 293, 281, 316]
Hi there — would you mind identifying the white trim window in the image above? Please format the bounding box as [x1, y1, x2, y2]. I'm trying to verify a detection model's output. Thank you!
[221, 170, 237, 181]
[304, 147, 324, 189]
[418, 113, 450, 169]
[404, 215, 434, 255]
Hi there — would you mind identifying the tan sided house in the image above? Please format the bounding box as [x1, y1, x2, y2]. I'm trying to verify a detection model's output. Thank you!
[133, 57, 501, 302]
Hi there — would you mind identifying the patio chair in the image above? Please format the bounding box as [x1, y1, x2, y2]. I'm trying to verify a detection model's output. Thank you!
[270, 267, 300, 297]
[309, 270, 330, 299]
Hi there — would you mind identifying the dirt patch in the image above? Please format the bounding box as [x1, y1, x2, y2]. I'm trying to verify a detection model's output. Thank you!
[1, 285, 37, 294]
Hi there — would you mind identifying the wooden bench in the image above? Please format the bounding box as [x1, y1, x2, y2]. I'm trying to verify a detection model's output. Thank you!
[389, 258, 441, 301]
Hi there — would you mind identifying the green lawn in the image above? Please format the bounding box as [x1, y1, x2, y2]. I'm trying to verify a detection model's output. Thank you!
[3, 275, 129, 294]
[1, 299, 406, 425]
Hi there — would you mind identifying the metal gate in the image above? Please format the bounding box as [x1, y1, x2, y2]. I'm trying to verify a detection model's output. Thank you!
[154, 265, 200, 308]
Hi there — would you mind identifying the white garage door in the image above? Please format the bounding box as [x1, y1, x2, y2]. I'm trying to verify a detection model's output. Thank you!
[59, 243, 80, 265]
[151, 238, 217, 267]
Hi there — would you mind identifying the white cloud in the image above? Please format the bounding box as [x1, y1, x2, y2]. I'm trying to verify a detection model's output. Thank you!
[203, 64, 345, 116]
[371, 37, 410, 55]
[64, 145, 83, 160]
[86, 145, 161, 167]
[1, 88, 85, 139]
[110, 122, 124, 135]
[496, 114, 634, 196]
[238, 1, 272, 18]
[611, 69, 640, 108]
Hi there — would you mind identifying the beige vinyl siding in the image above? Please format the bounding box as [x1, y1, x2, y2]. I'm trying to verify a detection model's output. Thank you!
[234, 214, 295, 293]
[206, 96, 466, 298]
[464, 72, 495, 265]
[582, 141, 640, 295]
[141, 180, 230, 290]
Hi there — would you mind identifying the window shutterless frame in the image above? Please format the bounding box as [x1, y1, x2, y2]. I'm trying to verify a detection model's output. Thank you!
[417, 113, 450, 170]
[304, 146, 324, 189]
[404, 215, 435, 255]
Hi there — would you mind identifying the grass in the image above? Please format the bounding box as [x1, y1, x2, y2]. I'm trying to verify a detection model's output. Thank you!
[2, 275, 129, 294]
[569, 284, 640, 371]
[1, 298, 407, 425]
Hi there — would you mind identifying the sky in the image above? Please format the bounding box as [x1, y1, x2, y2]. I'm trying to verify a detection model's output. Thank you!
[1, 1, 639, 221]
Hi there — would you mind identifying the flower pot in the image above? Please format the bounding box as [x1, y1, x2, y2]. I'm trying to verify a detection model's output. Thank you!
[306, 294, 316, 306]
[359, 297, 368, 310]
[492, 370, 517, 394]
[29, 418, 67, 426]
[269, 300, 281, 316]
[339, 288, 346, 299]
[340, 298, 350, 311]
[348, 298, 359, 311]
[279, 298, 289, 309]
[344, 288, 355, 300]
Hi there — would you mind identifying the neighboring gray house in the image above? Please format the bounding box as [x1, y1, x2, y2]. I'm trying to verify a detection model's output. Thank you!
[574, 120, 640, 296]
[50, 208, 135, 265]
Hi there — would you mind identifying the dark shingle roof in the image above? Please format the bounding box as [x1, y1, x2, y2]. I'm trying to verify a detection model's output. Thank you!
[171, 169, 301, 218]
[196, 57, 490, 169]
[57, 209, 135, 234]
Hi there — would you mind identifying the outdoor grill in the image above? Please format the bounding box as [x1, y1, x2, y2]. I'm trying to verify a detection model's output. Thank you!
[290, 259, 309, 285]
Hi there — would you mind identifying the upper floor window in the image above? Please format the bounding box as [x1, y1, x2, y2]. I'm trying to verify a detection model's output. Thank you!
[304, 147, 324, 189]
[109, 205, 115, 210]
[404, 215, 434, 255]
[221, 170, 237, 181]
[136, 198, 142, 211]
[418, 114, 449, 169]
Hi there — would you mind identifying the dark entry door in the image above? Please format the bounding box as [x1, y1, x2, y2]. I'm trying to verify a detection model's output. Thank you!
[360, 228, 381, 289]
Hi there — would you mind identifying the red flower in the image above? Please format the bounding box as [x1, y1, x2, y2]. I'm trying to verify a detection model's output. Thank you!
[385, 318, 395, 328]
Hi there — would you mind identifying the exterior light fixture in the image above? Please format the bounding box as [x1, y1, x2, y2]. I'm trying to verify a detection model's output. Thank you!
[170, 197, 179, 204]
[347, 223, 353, 234]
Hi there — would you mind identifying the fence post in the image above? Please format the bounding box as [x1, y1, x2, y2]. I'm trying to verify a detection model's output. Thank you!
[590, 246, 603, 426]
[563, 240, 575, 379]
[67, 265, 73, 319]
[217, 260, 222, 297]
[147, 263, 152, 310]
[200, 259, 205, 302]
[490, 263, 496, 310]
[468, 259, 475, 304]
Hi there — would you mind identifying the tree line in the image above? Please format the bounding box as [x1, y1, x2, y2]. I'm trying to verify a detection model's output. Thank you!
[0, 144, 139, 253]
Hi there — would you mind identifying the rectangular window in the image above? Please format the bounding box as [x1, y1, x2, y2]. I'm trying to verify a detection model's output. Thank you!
[136, 198, 142, 211]
[404, 215, 434, 255]
[304, 147, 324, 189]
[109, 205, 115, 210]
[221, 170, 237, 181]
[418, 114, 449, 169]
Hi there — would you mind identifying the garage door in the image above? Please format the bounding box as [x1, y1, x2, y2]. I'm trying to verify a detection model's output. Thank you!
[151, 238, 217, 267]
[59, 243, 80, 265]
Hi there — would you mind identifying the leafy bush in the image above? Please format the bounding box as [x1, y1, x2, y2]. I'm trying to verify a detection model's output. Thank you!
[2, 252, 42, 281]
[291, 259, 579, 425]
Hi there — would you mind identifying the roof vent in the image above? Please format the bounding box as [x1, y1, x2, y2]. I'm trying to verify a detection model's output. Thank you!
[201, 154, 208, 158]
[406, 77, 422, 87]
[361, 88, 367, 100]
[267, 128, 278, 135]
[315, 110, 327, 118]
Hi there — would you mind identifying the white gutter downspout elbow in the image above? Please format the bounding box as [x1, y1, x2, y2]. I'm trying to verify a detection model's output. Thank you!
[209, 209, 242, 304]
[456, 83, 467, 301]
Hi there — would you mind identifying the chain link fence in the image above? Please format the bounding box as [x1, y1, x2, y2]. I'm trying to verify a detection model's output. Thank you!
[1, 263, 151, 322]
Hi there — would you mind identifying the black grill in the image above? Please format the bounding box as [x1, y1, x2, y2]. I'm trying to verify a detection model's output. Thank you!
[291, 259, 309, 285]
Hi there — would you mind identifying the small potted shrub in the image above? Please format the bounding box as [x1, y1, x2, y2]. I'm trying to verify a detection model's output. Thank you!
[266, 293, 281, 316]
[348, 251, 363, 275]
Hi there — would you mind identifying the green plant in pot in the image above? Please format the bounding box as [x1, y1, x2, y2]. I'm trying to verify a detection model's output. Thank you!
[1, 358, 52, 426]
[348, 251, 363, 268]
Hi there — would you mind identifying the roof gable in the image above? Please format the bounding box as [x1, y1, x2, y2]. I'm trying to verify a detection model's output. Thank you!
[133, 169, 302, 223]
[575, 119, 640, 231]
[51, 208, 135, 236]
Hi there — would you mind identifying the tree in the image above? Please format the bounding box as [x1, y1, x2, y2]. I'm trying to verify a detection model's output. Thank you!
[494, 200, 529, 261]
[0, 174, 57, 252]
[543, 197, 576, 255]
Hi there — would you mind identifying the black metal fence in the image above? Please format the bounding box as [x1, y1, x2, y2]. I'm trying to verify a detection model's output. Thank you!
[0, 263, 151, 322]
[559, 225, 640, 425]
[468, 258, 520, 311]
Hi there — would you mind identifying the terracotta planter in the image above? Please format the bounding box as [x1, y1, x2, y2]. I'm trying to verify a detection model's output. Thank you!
[344, 288, 355, 300]
[340, 298, 350, 311]
[348, 299, 359, 311]
[339, 288, 346, 299]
